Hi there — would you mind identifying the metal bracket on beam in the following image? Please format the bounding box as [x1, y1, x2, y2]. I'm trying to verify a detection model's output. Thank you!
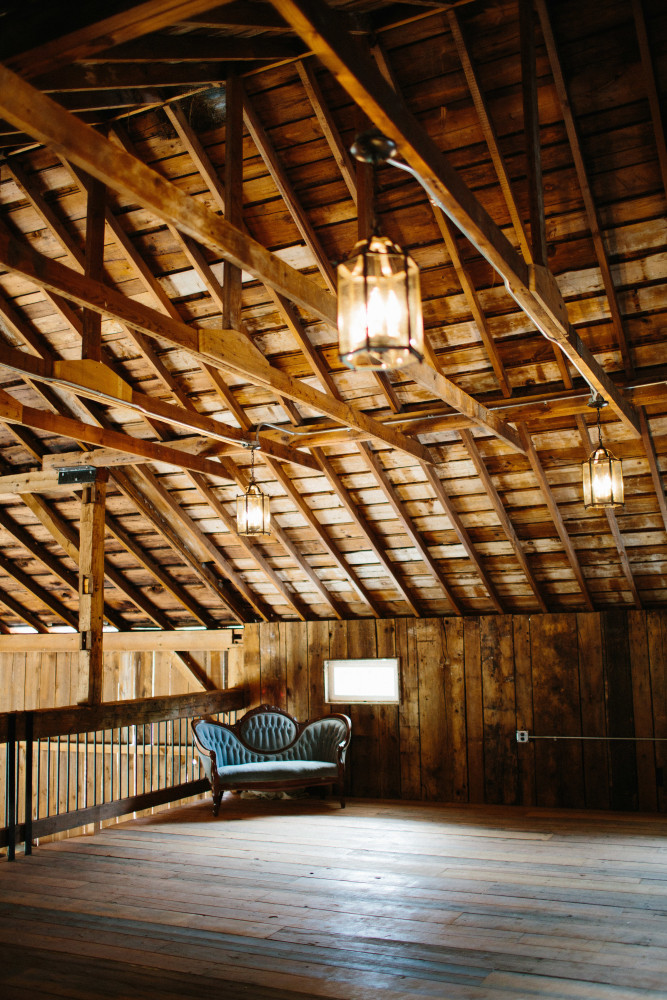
[57, 465, 98, 486]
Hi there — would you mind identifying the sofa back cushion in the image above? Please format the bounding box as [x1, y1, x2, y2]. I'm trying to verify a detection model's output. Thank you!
[194, 713, 350, 769]
[238, 711, 297, 752]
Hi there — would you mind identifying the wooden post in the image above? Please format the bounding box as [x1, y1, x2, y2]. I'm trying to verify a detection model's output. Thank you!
[222, 71, 244, 330]
[81, 174, 106, 362]
[78, 470, 108, 704]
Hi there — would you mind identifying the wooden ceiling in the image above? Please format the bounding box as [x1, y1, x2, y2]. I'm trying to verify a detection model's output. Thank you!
[0, 0, 664, 632]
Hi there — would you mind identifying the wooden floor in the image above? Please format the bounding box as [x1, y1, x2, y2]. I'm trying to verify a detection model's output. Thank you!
[1, 796, 667, 999]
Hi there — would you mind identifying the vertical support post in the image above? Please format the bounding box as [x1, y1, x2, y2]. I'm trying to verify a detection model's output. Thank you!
[78, 470, 108, 704]
[520, 0, 548, 267]
[24, 711, 33, 855]
[81, 174, 106, 362]
[6, 714, 16, 860]
[222, 71, 244, 330]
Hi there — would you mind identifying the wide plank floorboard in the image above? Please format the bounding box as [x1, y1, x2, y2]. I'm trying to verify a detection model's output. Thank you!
[1, 797, 666, 999]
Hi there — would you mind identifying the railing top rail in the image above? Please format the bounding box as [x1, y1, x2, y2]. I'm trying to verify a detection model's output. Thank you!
[0, 686, 248, 742]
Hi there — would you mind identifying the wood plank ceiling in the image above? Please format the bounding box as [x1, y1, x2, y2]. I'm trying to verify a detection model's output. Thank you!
[0, 0, 664, 631]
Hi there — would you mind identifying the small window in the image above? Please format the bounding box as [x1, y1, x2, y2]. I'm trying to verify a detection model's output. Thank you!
[324, 657, 400, 704]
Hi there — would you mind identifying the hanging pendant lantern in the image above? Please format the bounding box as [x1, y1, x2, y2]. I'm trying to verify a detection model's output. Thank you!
[237, 445, 270, 535]
[582, 395, 624, 509]
[337, 233, 424, 370]
[337, 129, 424, 371]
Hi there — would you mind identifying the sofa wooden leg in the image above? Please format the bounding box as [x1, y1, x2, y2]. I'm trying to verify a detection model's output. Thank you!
[212, 790, 222, 816]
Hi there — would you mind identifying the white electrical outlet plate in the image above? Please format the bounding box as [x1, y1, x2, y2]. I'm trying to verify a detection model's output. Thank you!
[516, 730, 529, 743]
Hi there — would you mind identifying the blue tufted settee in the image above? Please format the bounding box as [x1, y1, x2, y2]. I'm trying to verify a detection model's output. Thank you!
[192, 705, 352, 816]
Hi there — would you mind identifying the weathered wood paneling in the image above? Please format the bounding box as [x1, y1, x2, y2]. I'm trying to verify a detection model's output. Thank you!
[242, 610, 667, 811]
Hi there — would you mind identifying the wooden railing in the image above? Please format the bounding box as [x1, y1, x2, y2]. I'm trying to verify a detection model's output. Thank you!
[1, 686, 248, 859]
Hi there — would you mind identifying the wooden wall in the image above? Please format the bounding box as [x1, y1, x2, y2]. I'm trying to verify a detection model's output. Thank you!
[0, 635, 245, 843]
[0, 640, 244, 714]
[242, 611, 667, 813]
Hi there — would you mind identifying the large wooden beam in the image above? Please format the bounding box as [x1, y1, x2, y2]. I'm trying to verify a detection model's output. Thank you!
[0, 60, 336, 324]
[0, 339, 319, 473]
[405, 359, 523, 453]
[110, 466, 264, 624]
[0, 385, 237, 481]
[0, 685, 247, 742]
[6, 0, 237, 79]
[269, 0, 641, 438]
[77, 472, 107, 704]
[0, 630, 239, 653]
[0, 229, 433, 466]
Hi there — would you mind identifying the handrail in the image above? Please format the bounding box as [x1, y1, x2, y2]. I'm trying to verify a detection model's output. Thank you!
[0, 685, 248, 742]
[1, 685, 250, 858]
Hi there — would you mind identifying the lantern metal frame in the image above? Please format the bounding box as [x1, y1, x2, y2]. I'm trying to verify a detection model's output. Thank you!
[582, 394, 624, 510]
[337, 130, 425, 371]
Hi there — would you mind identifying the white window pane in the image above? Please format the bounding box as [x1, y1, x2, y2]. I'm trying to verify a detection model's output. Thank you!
[324, 658, 399, 704]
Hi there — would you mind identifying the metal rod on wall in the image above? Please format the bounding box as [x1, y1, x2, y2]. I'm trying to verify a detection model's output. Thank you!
[517, 731, 667, 743]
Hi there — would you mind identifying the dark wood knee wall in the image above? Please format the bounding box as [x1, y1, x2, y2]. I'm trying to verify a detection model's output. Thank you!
[242, 611, 667, 812]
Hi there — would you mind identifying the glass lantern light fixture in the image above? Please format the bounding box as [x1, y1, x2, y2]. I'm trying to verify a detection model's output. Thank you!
[236, 442, 270, 536]
[582, 394, 624, 509]
[337, 130, 424, 370]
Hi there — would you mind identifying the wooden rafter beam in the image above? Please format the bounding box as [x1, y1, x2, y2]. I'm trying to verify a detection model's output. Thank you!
[420, 460, 505, 614]
[242, 82, 337, 293]
[632, 0, 667, 199]
[268, 0, 641, 438]
[297, 57, 357, 205]
[0, 585, 49, 633]
[639, 409, 667, 537]
[0, 334, 320, 474]
[6, 0, 238, 78]
[431, 206, 512, 398]
[17, 487, 191, 634]
[518, 424, 594, 611]
[0, 548, 78, 629]
[517, 0, 547, 270]
[459, 428, 548, 613]
[110, 466, 266, 624]
[357, 442, 464, 615]
[404, 360, 524, 453]
[0, 395, 230, 637]
[535, 0, 634, 379]
[263, 455, 383, 617]
[179, 468, 311, 621]
[447, 8, 532, 265]
[314, 450, 424, 617]
[102, 511, 220, 630]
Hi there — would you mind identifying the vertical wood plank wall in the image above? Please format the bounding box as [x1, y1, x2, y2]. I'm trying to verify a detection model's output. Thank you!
[0, 644, 244, 842]
[0, 648, 225, 713]
[242, 611, 667, 813]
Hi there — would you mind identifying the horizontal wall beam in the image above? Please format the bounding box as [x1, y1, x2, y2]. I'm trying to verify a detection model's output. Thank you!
[0, 629, 241, 653]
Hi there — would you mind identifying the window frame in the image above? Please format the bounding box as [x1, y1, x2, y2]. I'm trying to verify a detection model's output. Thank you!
[323, 656, 400, 705]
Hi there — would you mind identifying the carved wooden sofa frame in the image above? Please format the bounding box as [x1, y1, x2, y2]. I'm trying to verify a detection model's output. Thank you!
[192, 705, 352, 816]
